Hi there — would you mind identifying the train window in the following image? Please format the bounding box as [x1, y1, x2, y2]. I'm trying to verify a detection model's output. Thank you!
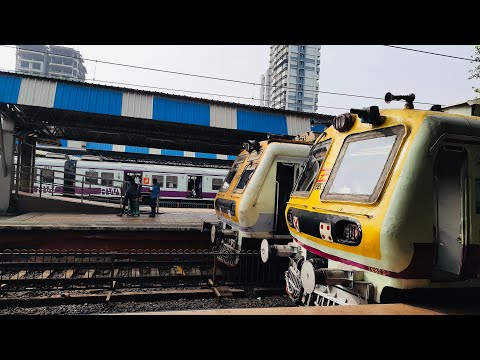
[40, 169, 54, 184]
[322, 126, 405, 203]
[101, 172, 114, 187]
[233, 163, 257, 193]
[219, 155, 247, 192]
[212, 178, 224, 191]
[293, 139, 332, 195]
[152, 175, 164, 187]
[220, 164, 239, 192]
[166, 176, 178, 188]
[85, 171, 99, 185]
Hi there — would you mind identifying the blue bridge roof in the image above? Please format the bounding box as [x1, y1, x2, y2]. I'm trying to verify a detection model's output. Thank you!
[0, 71, 332, 155]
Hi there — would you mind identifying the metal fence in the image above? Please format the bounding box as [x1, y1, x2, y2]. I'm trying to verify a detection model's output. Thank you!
[158, 201, 214, 209]
[13, 163, 125, 206]
[0, 249, 287, 292]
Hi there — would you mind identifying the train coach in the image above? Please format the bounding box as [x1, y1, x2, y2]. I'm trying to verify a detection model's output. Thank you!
[29, 156, 228, 203]
[261, 93, 480, 306]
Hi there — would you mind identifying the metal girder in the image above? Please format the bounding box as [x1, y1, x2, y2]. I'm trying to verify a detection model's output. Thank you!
[8, 105, 272, 155]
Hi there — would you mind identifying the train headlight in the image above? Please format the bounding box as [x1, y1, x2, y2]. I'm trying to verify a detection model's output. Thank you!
[332, 113, 355, 132]
[333, 220, 362, 245]
[343, 222, 361, 243]
[243, 140, 260, 153]
[286, 208, 294, 226]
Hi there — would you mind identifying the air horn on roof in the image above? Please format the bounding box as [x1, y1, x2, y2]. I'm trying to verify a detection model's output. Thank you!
[385, 92, 415, 109]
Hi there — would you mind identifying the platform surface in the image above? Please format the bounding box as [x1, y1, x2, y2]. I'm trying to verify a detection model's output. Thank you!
[120, 303, 451, 315]
[0, 209, 218, 232]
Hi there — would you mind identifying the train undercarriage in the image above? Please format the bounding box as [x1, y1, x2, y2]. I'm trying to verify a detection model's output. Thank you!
[262, 240, 375, 306]
[202, 221, 292, 269]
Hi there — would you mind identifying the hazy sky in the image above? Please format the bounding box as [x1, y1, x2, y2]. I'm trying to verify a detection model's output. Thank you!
[0, 45, 477, 116]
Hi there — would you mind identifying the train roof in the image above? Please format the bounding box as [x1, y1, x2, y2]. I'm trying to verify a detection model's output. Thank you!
[322, 107, 480, 140]
[380, 108, 480, 121]
[34, 157, 229, 176]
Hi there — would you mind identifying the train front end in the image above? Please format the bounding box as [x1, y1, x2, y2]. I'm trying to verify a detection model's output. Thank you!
[264, 94, 480, 305]
[210, 138, 311, 266]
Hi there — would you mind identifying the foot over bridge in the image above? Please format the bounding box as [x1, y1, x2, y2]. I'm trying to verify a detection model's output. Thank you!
[0, 71, 332, 213]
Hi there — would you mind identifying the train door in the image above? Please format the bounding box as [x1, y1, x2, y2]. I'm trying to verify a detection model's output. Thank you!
[463, 144, 480, 278]
[124, 170, 143, 191]
[433, 144, 467, 278]
[187, 175, 203, 198]
[196, 176, 203, 198]
[274, 162, 295, 235]
[63, 159, 76, 195]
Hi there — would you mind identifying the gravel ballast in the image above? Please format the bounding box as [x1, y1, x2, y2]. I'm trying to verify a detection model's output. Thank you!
[0, 295, 294, 315]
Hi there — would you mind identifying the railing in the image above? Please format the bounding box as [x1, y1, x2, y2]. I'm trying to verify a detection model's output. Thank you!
[13, 163, 126, 209]
[0, 249, 286, 292]
[158, 200, 214, 209]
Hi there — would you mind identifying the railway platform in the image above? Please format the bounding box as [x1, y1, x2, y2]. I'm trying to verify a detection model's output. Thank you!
[0, 208, 217, 250]
[122, 303, 480, 315]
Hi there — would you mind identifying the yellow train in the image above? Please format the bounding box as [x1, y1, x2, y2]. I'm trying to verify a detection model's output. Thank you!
[261, 93, 480, 305]
[209, 134, 317, 266]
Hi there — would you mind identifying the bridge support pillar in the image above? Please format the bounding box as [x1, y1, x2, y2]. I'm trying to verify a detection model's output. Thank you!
[0, 115, 14, 213]
[18, 135, 36, 193]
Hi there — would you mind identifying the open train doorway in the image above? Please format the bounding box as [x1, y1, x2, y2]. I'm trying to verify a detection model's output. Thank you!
[124, 170, 143, 191]
[187, 175, 202, 198]
[274, 162, 295, 235]
[433, 144, 467, 280]
[63, 159, 77, 196]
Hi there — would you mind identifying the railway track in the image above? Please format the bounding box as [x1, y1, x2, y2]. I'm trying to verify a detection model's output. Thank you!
[0, 287, 258, 308]
[0, 249, 287, 309]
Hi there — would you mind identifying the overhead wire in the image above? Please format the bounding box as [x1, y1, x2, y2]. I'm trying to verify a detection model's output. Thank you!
[1, 44, 442, 106]
[384, 45, 479, 62]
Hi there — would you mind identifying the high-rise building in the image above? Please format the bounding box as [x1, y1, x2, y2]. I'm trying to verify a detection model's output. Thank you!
[16, 45, 87, 81]
[259, 45, 321, 112]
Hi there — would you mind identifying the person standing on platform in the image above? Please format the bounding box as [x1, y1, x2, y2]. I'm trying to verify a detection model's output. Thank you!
[149, 178, 161, 218]
[130, 183, 141, 217]
[117, 175, 135, 216]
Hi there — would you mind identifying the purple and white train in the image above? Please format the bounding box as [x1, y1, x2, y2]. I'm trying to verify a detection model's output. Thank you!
[30, 156, 228, 203]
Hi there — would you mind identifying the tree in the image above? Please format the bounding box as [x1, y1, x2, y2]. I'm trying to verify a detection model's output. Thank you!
[470, 45, 480, 98]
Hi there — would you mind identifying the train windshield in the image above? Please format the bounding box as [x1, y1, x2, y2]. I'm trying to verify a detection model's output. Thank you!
[322, 126, 405, 203]
[293, 140, 331, 194]
[233, 163, 257, 193]
[219, 154, 247, 192]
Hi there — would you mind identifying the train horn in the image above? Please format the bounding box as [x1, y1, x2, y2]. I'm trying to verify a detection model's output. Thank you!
[385, 92, 416, 109]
